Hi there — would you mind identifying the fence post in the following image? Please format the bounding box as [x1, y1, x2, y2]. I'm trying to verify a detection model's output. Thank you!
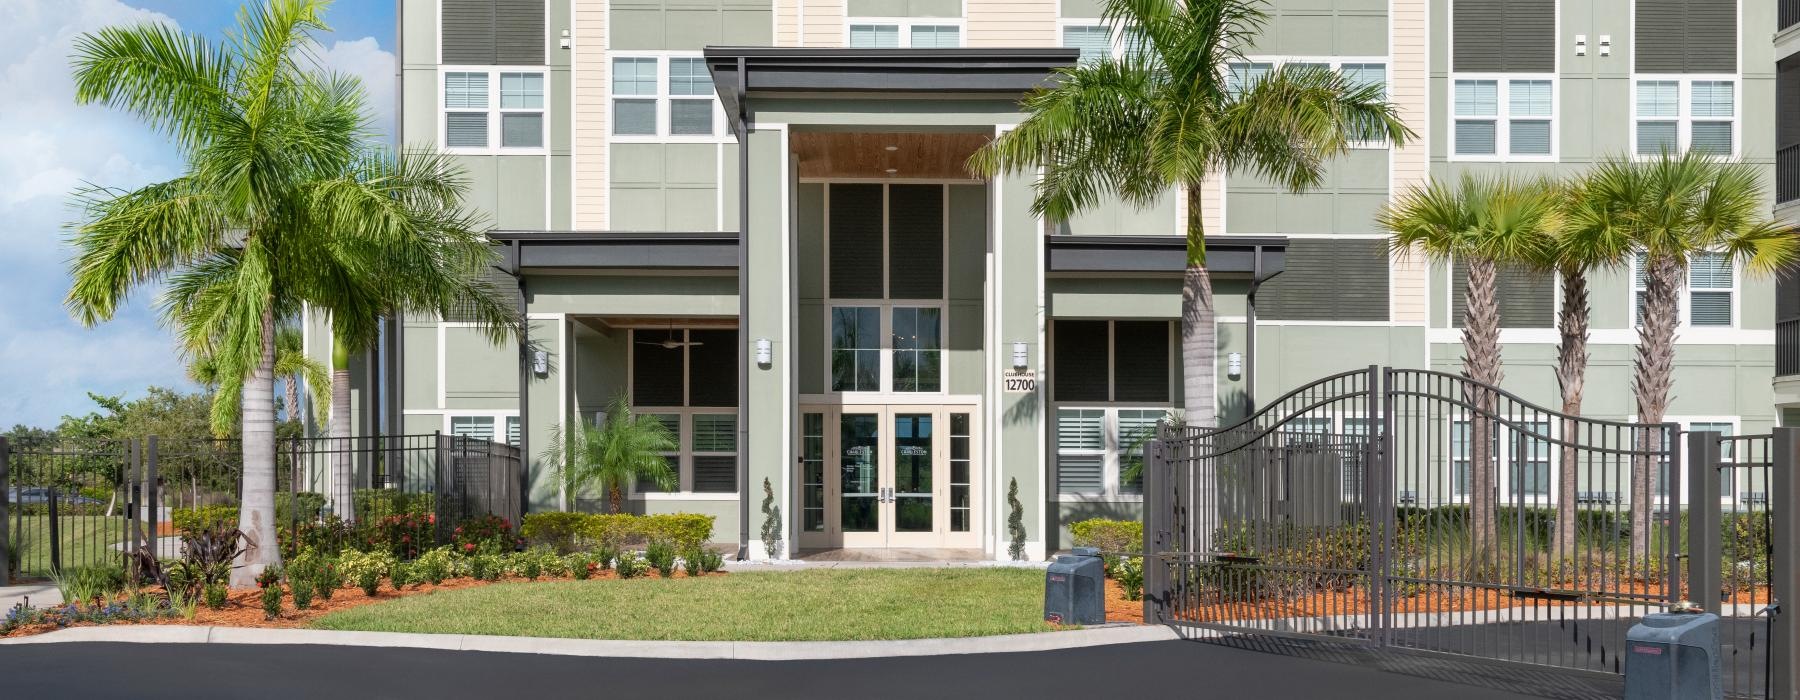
[46, 482, 59, 575]
[1663, 423, 1684, 606]
[1142, 429, 1169, 625]
[127, 438, 141, 573]
[0, 436, 10, 586]
[1772, 426, 1800, 700]
[145, 437, 158, 558]
[1686, 431, 1722, 613]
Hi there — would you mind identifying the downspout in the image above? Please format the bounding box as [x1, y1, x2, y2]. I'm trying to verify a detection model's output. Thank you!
[1243, 245, 1281, 416]
[384, 0, 405, 456]
[506, 242, 531, 517]
[734, 57, 752, 560]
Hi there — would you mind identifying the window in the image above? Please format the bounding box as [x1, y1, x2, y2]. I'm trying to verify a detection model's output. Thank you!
[443, 69, 545, 151]
[1228, 60, 1389, 146]
[1635, 78, 1737, 156]
[1453, 76, 1556, 158]
[831, 307, 882, 392]
[1055, 408, 1172, 496]
[612, 54, 723, 139]
[825, 184, 948, 395]
[630, 328, 740, 495]
[950, 413, 973, 531]
[1449, 418, 1551, 502]
[848, 20, 961, 48]
[1634, 252, 1736, 327]
[801, 413, 826, 531]
[1052, 319, 1174, 498]
[891, 307, 942, 392]
[1062, 25, 1112, 63]
[1690, 421, 1736, 499]
[448, 414, 520, 447]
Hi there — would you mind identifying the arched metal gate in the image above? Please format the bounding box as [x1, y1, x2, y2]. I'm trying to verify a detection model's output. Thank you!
[1144, 366, 1686, 677]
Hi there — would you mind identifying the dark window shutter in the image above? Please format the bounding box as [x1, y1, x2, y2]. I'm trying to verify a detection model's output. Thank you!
[887, 185, 944, 299]
[445, 265, 519, 322]
[1637, 0, 1737, 74]
[692, 456, 737, 493]
[443, 0, 498, 64]
[829, 184, 885, 299]
[494, 0, 546, 65]
[1452, 261, 1555, 329]
[1112, 321, 1170, 402]
[1453, 0, 1554, 73]
[1053, 320, 1111, 402]
[685, 329, 738, 407]
[1782, 57, 1800, 150]
[632, 332, 685, 406]
[1258, 240, 1390, 322]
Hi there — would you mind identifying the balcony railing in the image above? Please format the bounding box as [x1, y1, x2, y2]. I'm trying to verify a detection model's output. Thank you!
[1782, 144, 1800, 205]
[1780, 318, 1800, 376]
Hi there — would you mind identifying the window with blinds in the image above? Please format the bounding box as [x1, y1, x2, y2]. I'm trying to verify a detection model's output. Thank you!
[610, 55, 722, 140]
[1452, 77, 1555, 158]
[1636, 79, 1736, 156]
[443, 69, 542, 150]
[1062, 25, 1111, 63]
[1115, 409, 1161, 494]
[451, 416, 496, 441]
[849, 24, 901, 47]
[1635, 252, 1734, 327]
[1056, 409, 1105, 494]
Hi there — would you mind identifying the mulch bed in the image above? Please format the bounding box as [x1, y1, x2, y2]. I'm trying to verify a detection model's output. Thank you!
[3, 568, 725, 639]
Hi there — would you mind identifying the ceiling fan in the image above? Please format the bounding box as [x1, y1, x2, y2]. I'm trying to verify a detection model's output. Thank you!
[637, 322, 702, 350]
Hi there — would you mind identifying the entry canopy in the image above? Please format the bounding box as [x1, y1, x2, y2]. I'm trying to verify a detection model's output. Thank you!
[703, 47, 1079, 128]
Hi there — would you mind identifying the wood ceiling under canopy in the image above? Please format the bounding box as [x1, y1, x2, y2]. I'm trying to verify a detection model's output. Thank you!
[792, 132, 992, 180]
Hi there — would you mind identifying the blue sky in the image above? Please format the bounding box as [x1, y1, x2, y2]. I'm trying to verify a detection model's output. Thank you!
[0, 1, 396, 429]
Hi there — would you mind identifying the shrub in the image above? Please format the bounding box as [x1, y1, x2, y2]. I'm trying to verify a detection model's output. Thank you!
[644, 540, 677, 578]
[281, 515, 357, 558]
[257, 568, 284, 620]
[566, 552, 595, 580]
[1069, 518, 1143, 555]
[312, 558, 345, 601]
[415, 547, 454, 585]
[682, 548, 705, 577]
[1115, 556, 1144, 601]
[537, 550, 570, 578]
[1007, 478, 1026, 561]
[583, 513, 716, 552]
[453, 515, 517, 555]
[614, 551, 645, 579]
[354, 490, 434, 522]
[469, 554, 503, 582]
[361, 512, 437, 560]
[521, 512, 591, 553]
[699, 549, 723, 573]
[338, 550, 394, 589]
[278, 492, 327, 524]
[594, 544, 619, 572]
[289, 575, 314, 610]
[760, 477, 783, 558]
[171, 505, 238, 535]
[54, 564, 127, 603]
[203, 583, 228, 611]
[517, 552, 543, 580]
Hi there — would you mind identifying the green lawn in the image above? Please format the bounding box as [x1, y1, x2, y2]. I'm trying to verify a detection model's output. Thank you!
[312, 568, 1056, 641]
[7, 515, 130, 577]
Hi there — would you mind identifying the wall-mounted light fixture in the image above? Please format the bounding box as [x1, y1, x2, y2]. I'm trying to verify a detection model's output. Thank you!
[560, 29, 571, 49]
[1011, 341, 1029, 369]
[755, 337, 773, 366]
[1599, 35, 1612, 57]
[1227, 352, 1243, 381]
[1574, 34, 1587, 57]
[532, 350, 549, 376]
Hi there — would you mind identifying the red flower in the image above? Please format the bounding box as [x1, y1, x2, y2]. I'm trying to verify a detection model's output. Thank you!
[464, 543, 476, 552]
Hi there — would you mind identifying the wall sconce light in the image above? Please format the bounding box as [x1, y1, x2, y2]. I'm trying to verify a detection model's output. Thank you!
[755, 338, 773, 366]
[1599, 35, 1612, 57]
[1011, 341, 1029, 369]
[1574, 34, 1587, 57]
[1227, 352, 1243, 381]
[532, 350, 549, 376]
[559, 29, 572, 49]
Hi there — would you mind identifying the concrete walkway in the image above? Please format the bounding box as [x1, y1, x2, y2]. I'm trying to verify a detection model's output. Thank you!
[0, 623, 1175, 660]
[0, 584, 61, 612]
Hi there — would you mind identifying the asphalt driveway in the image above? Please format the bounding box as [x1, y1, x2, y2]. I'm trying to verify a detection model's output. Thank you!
[0, 638, 1618, 699]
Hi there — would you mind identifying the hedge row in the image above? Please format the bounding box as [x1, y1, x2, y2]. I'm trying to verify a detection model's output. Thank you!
[521, 512, 716, 553]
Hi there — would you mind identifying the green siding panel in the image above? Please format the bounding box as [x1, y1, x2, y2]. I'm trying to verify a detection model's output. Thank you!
[1451, 261, 1555, 329]
[848, 0, 962, 17]
[611, 0, 773, 50]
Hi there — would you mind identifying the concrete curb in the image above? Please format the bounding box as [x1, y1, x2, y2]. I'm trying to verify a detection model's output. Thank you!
[0, 624, 1178, 660]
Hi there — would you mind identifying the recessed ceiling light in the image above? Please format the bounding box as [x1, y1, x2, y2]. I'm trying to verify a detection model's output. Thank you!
[884, 145, 899, 151]
[885, 168, 898, 174]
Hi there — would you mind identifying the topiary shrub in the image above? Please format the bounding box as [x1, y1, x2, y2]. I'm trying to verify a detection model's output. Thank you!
[760, 477, 783, 558]
[1007, 478, 1027, 561]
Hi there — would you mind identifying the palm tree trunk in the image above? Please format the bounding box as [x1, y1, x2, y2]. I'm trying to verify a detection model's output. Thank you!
[1181, 182, 1217, 428]
[1632, 254, 1680, 565]
[1553, 267, 1589, 573]
[1462, 256, 1503, 577]
[284, 375, 300, 425]
[233, 305, 281, 588]
[609, 483, 623, 514]
[329, 332, 355, 524]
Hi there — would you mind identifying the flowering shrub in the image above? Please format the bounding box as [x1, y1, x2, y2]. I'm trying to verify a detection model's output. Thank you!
[258, 568, 284, 619]
[362, 512, 437, 560]
[454, 515, 518, 555]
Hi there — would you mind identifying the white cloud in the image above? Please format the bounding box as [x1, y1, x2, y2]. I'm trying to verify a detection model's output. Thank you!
[0, 1, 394, 429]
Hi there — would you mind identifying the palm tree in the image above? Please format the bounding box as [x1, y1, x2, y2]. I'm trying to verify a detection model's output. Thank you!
[542, 395, 678, 514]
[189, 324, 331, 431]
[308, 149, 519, 523]
[969, 0, 1410, 429]
[1568, 152, 1796, 561]
[66, 0, 509, 585]
[1380, 175, 1559, 575]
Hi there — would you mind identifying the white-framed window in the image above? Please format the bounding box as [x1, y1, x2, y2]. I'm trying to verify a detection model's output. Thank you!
[447, 413, 521, 446]
[1633, 77, 1738, 157]
[610, 53, 727, 141]
[441, 67, 546, 153]
[1054, 407, 1172, 497]
[829, 303, 946, 394]
[1639, 417, 1742, 505]
[1450, 74, 1557, 160]
[1633, 251, 1737, 328]
[1227, 58, 1391, 148]
[847, 19, 963, 48]
[1449, 417, 1553, 503]
[626, 328, 740, 496]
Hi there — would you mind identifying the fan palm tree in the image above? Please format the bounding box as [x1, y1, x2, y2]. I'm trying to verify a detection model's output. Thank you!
[66, 0, 510, 585]
[1567, 152, 1796, 561]
[189, 324, 331, 430]
[969, 0, 1411, 429]
[542, 395, 678, 514]
[1379, 174, 1559, 575]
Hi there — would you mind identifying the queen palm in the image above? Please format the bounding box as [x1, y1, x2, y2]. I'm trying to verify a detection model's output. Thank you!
[189, 324, 331, 430]
[1569, 152, 1795, 561]
[1379, 175, 1559, 575]
[969, 0, 1410, 429]
[542, 395, 678, 514]
[67, 0, 509, 585]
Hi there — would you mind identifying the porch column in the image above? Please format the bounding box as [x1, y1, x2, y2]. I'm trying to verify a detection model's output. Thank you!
[743, 125, 796, 559]
[992, 156, 1046, 561]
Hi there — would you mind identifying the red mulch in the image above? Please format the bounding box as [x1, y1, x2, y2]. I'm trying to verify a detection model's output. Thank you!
[2, 568, 725, 638]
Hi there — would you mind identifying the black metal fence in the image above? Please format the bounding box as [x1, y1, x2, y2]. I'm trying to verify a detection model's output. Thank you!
[0, 433, 521, 584]
[1143, 367, 1797, 700]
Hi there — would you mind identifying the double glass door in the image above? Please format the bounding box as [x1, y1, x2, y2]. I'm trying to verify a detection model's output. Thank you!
[799, 405, 978, 550]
